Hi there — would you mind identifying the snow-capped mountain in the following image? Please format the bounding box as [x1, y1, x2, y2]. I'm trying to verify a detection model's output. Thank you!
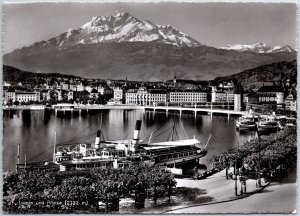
[219, 43, 295, 54]
[270, 45, 295, 53]
[4, 12, 296, 81]
[38, 11, 201, 49]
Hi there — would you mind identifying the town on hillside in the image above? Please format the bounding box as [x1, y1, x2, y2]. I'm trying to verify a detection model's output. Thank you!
[3, 67, 297, 115]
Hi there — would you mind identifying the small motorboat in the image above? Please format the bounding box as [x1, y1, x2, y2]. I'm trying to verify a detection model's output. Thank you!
[285, 117, 297, 128]
[236, 115, 258, 131]
[257, 115, 279, 132]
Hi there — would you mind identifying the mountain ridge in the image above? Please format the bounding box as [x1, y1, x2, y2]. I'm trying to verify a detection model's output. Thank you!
[4, 60, 297, 87]
[213, 60, 297, 90]
[3, 12, 297, 81]
[4, 42, 296, 81]
[219, 42, 295, 54]
[16, 11, 201, 51]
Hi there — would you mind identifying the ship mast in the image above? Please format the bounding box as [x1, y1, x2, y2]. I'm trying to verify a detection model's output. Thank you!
[24, 154, 27, 168]
[17, 144, 20, 165]
[170, 118, 176, 141]
[204, 134, 212, 149]
[148, 131, 153, 144]
[100, 113, 103, 131]
[53, 131, 57, 163]
[16, 144, 20, 172]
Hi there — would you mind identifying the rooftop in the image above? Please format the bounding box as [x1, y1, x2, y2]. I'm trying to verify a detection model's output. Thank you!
[257, 85, 284, 93]
[170, 89, 206, 93]
[15, 90, 36, 94]
[148, 89, 168, 94]
[142, 139, 201, 151]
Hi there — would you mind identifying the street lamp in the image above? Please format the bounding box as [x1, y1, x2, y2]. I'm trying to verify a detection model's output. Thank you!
[240, 166, 247, 195]
[234, 139, 239, 196]
[257, 136, 262, 187]
[234, 153, 238, 196]
[225, 156, 229, 180]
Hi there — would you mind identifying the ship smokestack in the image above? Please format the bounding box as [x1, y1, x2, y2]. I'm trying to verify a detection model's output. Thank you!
[95, 130, 101, 149]
[132, 120, 142, 152]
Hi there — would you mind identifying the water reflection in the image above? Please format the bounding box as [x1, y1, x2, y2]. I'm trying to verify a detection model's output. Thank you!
[3, 109, 259, 171]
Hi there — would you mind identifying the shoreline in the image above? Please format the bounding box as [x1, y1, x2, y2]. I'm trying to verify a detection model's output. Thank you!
[3, 104, 146, 110]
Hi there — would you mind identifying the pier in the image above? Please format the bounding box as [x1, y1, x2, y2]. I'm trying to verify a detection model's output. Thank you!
[5, 104, 246, 118]
[144, 105, 246, 117]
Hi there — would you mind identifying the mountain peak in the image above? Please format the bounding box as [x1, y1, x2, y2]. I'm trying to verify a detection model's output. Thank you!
[219, 43, 295, 54]
[37, 11, 201, 49]
[255, 42, 266, 46]
[112, 10, 127, 18]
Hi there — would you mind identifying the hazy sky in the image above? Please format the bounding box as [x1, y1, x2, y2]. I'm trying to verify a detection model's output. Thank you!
[2, 2, 297, 54]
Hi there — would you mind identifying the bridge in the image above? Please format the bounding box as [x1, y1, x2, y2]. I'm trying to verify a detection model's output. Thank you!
[144, 105, 246, 117]
[5, 104, 247, 117]
[75, 105, 246, 116]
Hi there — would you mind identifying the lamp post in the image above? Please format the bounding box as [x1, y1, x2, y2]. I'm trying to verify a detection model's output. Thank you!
[257, 136, 262, 187]
[240, 166, 246, 195]
[234, 153, 238, 196]
[234, 139, 239, 196]
[225, 156, 229, 180]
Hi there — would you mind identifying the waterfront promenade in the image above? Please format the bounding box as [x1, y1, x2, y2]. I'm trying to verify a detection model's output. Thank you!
[130, 166, 296, 214]
[166, 166, 296, 214]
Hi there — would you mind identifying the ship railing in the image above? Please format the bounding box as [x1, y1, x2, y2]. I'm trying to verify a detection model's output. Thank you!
[80, 158, 115, 162]
[148, 146, 196, 156]
[157, 150, 200, 162]
[16, 161, 52, 167]
[16, 163, 59, 171]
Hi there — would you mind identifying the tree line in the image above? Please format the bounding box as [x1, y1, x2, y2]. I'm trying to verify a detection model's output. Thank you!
[210, 127, 297, 181]
[3, 164, 176, 213]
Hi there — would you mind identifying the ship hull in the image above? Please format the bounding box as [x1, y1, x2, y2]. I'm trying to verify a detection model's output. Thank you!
[257, 122, 278, 132]
[154, 151, 207, 166]
[257, 125, 278, 132]
[236, 123, 257, 131]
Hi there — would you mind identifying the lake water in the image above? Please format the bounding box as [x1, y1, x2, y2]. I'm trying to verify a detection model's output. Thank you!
[3, 109, 258, 171]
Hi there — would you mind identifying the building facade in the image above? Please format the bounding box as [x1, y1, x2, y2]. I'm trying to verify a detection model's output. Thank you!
[113, 88, 125, 103]
[285, 93, 297, 111]
[211, 91, 234, 103]
[5, 90, 40, 103]
[125, 87, 167, 105]
[169, 91, 207, 103]
[257, 85, 284, 108]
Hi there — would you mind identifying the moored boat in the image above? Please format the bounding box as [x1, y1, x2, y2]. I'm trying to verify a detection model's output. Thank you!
[236, 114, 258, 131]
[17, 120, 208, 173]
[285, 117, 297, 128]
[257, 115, 279, 132]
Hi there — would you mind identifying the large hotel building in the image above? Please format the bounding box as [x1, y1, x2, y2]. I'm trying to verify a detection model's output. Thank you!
[169, 91, 207, 103]
[125, 87, 209, 105]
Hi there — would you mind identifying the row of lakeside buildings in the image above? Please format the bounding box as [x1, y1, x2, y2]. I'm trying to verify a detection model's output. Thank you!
[3, 83, 297, 111]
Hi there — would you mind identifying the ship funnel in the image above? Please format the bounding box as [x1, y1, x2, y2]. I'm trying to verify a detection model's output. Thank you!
[132, 120, 142, 152]
[95, 130, 101, 149]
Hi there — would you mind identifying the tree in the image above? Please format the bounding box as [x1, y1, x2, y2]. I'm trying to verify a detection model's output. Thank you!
[210, 128, 297, 181]
[3, 164, 178, 213]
